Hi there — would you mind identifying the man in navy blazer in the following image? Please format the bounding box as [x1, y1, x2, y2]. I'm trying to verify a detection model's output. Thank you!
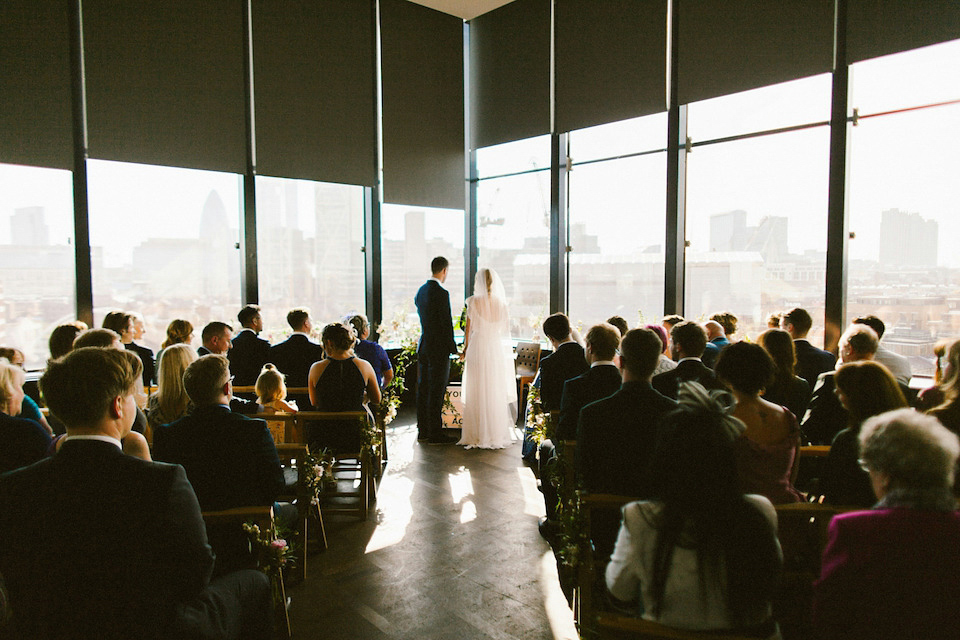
[269, 307, 325, 408]
[782, 307, 837, 389]
[229, 304, 272, 388]
[0, 347, 271, 639]
[536, 313, 589, 412]
[652, 321, 725, 400]
[415, 256, 459, 444]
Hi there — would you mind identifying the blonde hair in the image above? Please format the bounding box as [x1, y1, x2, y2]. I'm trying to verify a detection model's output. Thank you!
[256, 364, 287, 405]
[0, 358, 25, 411]
[162, 319, 194, 349]
[154, 344, 197, 420]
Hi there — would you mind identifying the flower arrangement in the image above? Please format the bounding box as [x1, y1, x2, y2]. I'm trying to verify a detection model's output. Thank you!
[242, 522, 296, 577]
[525, 385, 554, 445]
[301, 447, 336, 505]
[376, 306, 420, 427]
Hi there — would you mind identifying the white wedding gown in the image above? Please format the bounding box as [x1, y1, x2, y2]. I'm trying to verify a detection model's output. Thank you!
[459, 292, 518, 449]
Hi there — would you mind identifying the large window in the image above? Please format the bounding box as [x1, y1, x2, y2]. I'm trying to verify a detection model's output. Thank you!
[684, 76, 832, 343]
[0, 164, 76, 369]
[87, 160, 243, 353]
[476, 136, 551, 339]
[256, 177, 365, 341]
[567, 114, 667, 330]
[846, 40, 960, 376]
[381, 203, 465, 342]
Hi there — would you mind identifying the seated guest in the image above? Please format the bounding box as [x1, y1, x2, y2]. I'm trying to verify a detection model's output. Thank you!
[813, 409, 960, 640]
[536, 313, 588, 412]
[802, 323, 878, 445]
[781, 307, 836, 389]
[48, 321, 86, 360]
[0, 358, 51, 473]
[128, 312, 156, 387]
[256, 364, 298, 443]
[0, 347, 272, 639]
[538, 323, 623, 537]
[606, 316, 629, 338]
[346, 313, 394, 388]
[578, 328, 678, 561]
[73, 329, 149, 435]
[228, 304, 271, 388]
[757, 328, 811, 422]
[270, 307, 325, 409]
[767, 313, 781, 329]
[155, 318, 194, 369]
[105, 311, 154, 387]
[645, 324, 677, 376]
[606, 382, 781, 637]
[715, 342, 803, 504]
[702, 313, 735, 369]
[854, 315, 912, 386]
[197, 321, 233, 357]
[652, 321, 725, 400]
[146, 344, 197, 431]
[917, 339, 958, 413]
[821, 361, 907, 507]
[0, 347, 52, 435]
[307, 323, 381, 454]
[926, 340, 960, 436]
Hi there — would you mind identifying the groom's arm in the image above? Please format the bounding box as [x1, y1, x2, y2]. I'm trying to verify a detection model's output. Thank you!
[439, 288, 458, 354]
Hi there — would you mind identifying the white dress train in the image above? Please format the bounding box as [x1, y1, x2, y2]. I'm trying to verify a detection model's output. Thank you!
[459, 293, 518, 449]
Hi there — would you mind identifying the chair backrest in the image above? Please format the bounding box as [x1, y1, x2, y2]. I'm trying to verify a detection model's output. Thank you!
[515, 341, 541, 377]
[799, 445, 830, 458]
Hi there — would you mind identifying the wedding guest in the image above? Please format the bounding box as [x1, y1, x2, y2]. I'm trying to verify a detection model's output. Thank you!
[198, 321, 233, 357]
[715, 342, 803, 504]
[767, 313, 781, 329]
[0, 347, 52, 435]
[712, 312, 738, 340]
[925, 340, 960, 435]
[229, 304, 271, 388]
[606, 383, 781, 637]
[346, 313, 394, 389]
[74, 328, 149, 435]
[255, 363, 298, 444]
[853, 315, 912, 386]
[607, 316, 629, 338]
[102, 311, 134, 343]
[701, 320, 728, 369]
[813, 409, 960, 640]
[0, 358, 51, 473]
[916, 339, 958, 411]
[270, 307, 324, 410]
[757, 328, 811, 420]
[537, 313, 588, 412]
[127, 312, 156, 387]
[307, 322, 380, 454]
[821, 361, 907, 507]
[645, 324, 677, 376]
[660, 314, 684, 356]
[156, 318, 194, 369]
[146, 344, 197, 431]
[781, 307, 835, 389]
[652, 321, 725, 400]
[48, 321, 86, 360]
[0, 347, 272, 639]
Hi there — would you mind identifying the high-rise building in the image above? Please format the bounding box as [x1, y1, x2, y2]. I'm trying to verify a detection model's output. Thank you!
[11, 206, 49, 246]
[879, 208, 938, 267]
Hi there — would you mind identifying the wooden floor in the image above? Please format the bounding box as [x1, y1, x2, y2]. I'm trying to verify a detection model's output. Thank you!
[286, 408, 578, 639]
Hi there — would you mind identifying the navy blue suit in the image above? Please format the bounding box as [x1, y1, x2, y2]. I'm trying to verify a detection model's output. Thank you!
[537, 342, 588, 412]
[269, 333, 325, 408]
[415, 279, 458, 440]
[0, 412, 51, 474]
[793, 339, 837, 389]
[228, 329, 272, 386]
[652, 358, 725, 400]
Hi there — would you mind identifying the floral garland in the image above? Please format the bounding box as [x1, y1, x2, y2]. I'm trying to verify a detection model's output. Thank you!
[300, 447, 336, 505]
[376, 307, 420, 427]
[525, 385, 554, 445]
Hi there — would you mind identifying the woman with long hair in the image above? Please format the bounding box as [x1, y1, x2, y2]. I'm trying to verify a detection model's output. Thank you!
[606, 383, 782, 637]
[922, 340, 960, 435]
[459, 267, 517, 449]
[757, 328, 811, 420]
[821, 361, 908, 506]
[0, 358, 52, 473]
[146, 344, 197, 431]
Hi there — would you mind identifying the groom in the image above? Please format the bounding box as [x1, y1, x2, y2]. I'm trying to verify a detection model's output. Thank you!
[415, 256, 459, 445]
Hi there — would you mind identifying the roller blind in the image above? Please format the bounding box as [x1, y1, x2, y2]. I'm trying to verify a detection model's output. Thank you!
[469, 0, 551, 150]
[677, 0, 834, 106]
[253, 0, 377, 186]
[0, 0, 73, 169]
[848, 0, 960, 64]
[555, 0, 668, 133]
[381, 0, 464, 208]
[83, 0, 247, 173]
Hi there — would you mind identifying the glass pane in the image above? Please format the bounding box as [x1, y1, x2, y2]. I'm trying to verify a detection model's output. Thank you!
[684, 126, 830, 344]
[851, 38, 960, 116]
[88, 160, 243, 353]
[256, 176, 365, 342]
[846, 104, 960, 377]
[0, 163, 76, 370]
[568, 153, 666, 330]
[475, 135, 551, 179]
[687, 74, 832, 143]
[476, 171, 550, 339]
[381, 204, 465, 345]
[568, 112, 668, 164]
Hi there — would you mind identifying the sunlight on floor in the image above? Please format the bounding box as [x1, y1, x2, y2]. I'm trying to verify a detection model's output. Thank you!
[448, 466, 477, 524]
[539, 550, 580, 640]
[364, 475, 414, 554]
[518, 467, 546, 518]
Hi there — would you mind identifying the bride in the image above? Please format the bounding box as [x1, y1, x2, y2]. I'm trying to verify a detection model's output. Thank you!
[459, 267, 518, 449]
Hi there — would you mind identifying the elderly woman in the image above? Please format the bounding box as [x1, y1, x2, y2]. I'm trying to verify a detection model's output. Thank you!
[813, 409, 960, 639]
[0, 358, 52, 473]
[606, 383, 782, 638]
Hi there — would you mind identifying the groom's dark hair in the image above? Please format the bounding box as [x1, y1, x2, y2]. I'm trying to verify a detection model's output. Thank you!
[431, 256, 449, 274]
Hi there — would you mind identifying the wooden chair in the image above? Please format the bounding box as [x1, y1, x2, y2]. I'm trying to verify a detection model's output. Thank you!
[201, 505, 291, 640]
[515, 341, 541, 390]
[275, 443, 326, 582]
[799, 445, 830, 458]
[291, 411, 375, 520]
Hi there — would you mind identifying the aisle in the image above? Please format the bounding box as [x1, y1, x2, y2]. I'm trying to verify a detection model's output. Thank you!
[287, 410, 578, 639]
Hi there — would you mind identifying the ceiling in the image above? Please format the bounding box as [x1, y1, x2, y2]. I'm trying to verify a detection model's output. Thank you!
[405, 0, 517, 20]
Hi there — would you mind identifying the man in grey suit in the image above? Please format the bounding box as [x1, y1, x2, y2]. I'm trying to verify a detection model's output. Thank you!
[415, 256, 459, 444]
[0, 347, 271, 639]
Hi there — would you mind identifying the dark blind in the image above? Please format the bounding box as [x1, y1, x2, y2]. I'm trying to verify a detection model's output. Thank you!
[381, 0, 465, 208]
[555, 0, 668, 133]
[848, 0, 960, 64]
[469, 0, 551, 150]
